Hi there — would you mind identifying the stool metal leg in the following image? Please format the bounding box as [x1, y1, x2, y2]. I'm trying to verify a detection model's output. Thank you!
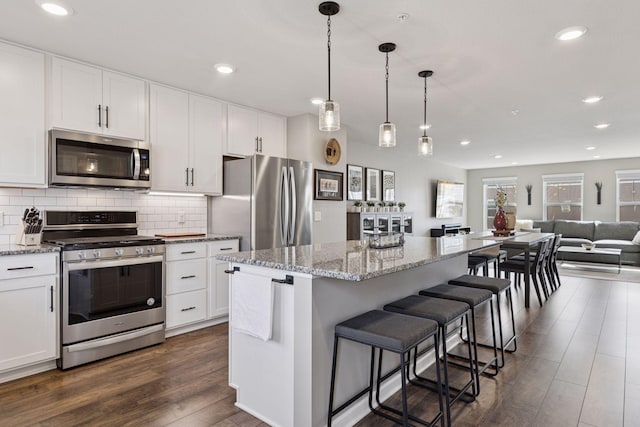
[327, 335, 340, 427]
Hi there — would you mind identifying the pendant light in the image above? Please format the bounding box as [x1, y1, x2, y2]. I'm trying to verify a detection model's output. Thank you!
[418, 70, 434, 157]
[318, 2, 340, 131]
[378, 43, 397, 147]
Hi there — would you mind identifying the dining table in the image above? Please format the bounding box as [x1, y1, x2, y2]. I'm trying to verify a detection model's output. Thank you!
[473, 231, 556, 308]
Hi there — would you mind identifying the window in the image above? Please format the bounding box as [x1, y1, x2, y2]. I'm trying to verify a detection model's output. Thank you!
[543, 173, 584, 220]
[483, 177, 517, 230]
[616, 170, 640, 221]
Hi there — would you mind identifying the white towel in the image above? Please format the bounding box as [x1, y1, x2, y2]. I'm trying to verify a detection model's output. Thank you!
[231, 271, 274, 341]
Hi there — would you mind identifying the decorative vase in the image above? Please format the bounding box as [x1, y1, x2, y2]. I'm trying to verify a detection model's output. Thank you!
[493, 206, 507, 231]
[527, 193, 532, 206]
[597, 191, 601, 205]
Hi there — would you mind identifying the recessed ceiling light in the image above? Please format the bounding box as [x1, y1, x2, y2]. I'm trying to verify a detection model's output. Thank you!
[593, 155, 601, 159]
[310, 98, 323, 105]
[555, 26, 588, 41]
[460, 140, 471, 146]
[511, 162, 519, 165]
[419, 124, 431, 130]
[35, 0, 73, 16]
[585, 146, 596, 150]
[494, 154, 503, 159]
[594, 123, 610, 129]
[582, 96, 603, 104]
[214, 63, 235, 74]
[511, 109, 519, 116]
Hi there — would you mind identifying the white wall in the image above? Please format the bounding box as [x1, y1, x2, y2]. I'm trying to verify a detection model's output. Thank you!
[287, 114, 348, 244]
[466, 157, 640, 231]
[347, 140, 467, 236]
[0, 187, 207, 244]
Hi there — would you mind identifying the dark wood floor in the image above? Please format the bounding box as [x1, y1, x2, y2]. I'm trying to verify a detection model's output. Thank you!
[0, 272, 638, 426]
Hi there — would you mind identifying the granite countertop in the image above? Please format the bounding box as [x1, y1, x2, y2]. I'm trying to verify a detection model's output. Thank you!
[0, 244, 61, 256]
[216, 236, 501, 281]
[161, 234, 241, 244]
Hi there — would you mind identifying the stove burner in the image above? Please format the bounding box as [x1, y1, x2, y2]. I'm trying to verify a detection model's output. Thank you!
[47, 235, 164, 251]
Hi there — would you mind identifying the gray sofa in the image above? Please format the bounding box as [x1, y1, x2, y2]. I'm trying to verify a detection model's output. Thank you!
[532, 219, 640, 266]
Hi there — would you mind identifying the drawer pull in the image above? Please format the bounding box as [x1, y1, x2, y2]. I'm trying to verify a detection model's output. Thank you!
[180, 275, 196, 280]
[7, 266, 34, 271]
[181, 306, 196, 312]
[180, 251, 197, 255]
[220, 247, 234, 251]
[50, 285, 54, 312]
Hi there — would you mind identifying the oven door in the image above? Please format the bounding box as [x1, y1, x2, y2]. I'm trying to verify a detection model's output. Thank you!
[62, 255, 165, 345]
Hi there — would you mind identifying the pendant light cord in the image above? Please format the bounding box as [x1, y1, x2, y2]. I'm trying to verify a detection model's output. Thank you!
[327, 16, 332, 100]
[385, 52, 389, 122]
[423, 76, 428, 137]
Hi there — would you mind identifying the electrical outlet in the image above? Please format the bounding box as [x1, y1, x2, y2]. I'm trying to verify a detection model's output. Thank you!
[314, 211, 322, 222]
[178, 211, 186, 224]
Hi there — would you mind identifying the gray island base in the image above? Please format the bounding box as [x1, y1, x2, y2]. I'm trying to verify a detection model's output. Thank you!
[217, 237, 501, 427]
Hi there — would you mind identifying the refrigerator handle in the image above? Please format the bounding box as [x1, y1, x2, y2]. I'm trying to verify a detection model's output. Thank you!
[288, 166, 296, 245]
[280, 166, 289, 246]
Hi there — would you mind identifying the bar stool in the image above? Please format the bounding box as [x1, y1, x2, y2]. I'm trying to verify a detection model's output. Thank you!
[327, 310, 445, 427]
[448, 274, 517, 368]
[418, 285, 498, 395]
[467, 255, 487, 275]
[384, 295, 475, 427]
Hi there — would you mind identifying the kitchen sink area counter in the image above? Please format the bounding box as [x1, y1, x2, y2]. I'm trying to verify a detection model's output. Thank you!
[0, 244, 61, 256]
[216, 236, 500, 281]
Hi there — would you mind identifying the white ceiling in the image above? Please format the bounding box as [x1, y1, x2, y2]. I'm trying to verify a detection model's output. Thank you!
[1, 0, 639, 169]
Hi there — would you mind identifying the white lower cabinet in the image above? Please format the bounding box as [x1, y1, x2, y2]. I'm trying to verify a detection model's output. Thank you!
[0, 253, 59, 374]
[164, 239, 239, 335]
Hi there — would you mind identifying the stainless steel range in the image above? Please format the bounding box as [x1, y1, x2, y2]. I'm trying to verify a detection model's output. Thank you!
[43, 210, 165, 369]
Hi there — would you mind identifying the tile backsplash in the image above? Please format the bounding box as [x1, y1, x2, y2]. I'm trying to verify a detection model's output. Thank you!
[0, 188, 207, 244]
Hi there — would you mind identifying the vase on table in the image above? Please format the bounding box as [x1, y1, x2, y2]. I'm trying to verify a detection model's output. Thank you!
[493, 206, 507, 231]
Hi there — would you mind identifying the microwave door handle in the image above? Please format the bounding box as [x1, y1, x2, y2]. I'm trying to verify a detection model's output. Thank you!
[288, 166, 296, 245]
[132, 149, 141, 179]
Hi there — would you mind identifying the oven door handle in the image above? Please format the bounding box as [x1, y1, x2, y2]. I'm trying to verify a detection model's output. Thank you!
[66, 255, 164, 271]
[66, 324, 164, 353]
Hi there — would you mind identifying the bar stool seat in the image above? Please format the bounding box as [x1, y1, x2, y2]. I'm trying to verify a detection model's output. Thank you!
[328, 310, 445, 427]
[419, 284, 499, 394]
[448, 274, 517, 368]
[384, 295, 475, 427]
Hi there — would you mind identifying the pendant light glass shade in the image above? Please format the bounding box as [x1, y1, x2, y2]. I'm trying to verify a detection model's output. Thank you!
[418, 136, 433, 157]
[379, 122, 396, 147]
[319, 100, 340, 131]
[319, 2, 340, 131]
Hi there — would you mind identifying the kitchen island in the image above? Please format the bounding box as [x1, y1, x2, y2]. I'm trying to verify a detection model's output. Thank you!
[217, 236, 501, 427]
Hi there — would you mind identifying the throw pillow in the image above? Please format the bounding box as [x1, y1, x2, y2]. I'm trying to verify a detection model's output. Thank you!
[633, 230, 640, 245]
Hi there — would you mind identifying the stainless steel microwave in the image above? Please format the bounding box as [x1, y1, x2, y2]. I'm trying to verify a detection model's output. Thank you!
[49, 130, 151, 189]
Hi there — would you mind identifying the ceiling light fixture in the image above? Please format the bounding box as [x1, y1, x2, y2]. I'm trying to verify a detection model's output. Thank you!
[36, 0, 72, 16]
[419, 124, 431, 130]
[585, 146, 596, 150]
[511, 162, 519, 165]
[594, 123, 610, 129]
[417, 70, 433, 156]
[318, 2, 340, 131]
[555, 26, 588, 41]
[460, 140, 471, 146]
[379, 43, 397, 148]
[310, 97, 323, 105]
[582, 96, 603, 104]
[214, 63, 235, 74]
[593, 155, 601, 159]
[494, 155, 503, 159]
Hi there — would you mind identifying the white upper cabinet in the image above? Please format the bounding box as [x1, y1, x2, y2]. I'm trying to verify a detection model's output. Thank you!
[0, 41, 46, 187]
[227, 104, 286, 158]
[51, 57, 146, 140]
[150, 84, 224, 195]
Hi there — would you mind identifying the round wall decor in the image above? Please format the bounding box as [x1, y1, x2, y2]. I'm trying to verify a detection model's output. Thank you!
[324, 138, 341, 165]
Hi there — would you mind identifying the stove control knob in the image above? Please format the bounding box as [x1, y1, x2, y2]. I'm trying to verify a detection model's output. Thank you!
[92, 250, 101, 258]
[114, 248, 124, 256]
[78, 252, 86, 259]
[135, 247, 144, 255]
[147, 246, 155, 254]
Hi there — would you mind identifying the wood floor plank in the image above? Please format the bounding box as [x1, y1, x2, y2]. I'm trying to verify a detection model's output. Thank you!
[554, 332, 599, 386]
[533, 379, 586, 427]
[624, 382, 640, 427]
[580, 353, 625, 427]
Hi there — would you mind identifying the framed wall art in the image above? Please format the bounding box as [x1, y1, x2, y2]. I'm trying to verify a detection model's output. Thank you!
[382, 170, 395, 202]
[366, 167, 381, 201]
[347, 164, 364, 200]
[314, 169, 343, 201]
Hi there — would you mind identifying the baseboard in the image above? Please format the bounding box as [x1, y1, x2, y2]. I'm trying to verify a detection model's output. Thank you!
[0, 360, 57, 384]
[165, 315, 228, 338]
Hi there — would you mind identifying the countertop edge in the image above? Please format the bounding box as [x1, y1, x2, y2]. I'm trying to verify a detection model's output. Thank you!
[162, 235, 241, 244]
[0, 244, 61, 256]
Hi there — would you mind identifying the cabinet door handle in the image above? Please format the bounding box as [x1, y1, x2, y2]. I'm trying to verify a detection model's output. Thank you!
[98, 104, 102, 128]
[180, 250, 196, 255]
[181, 306, 196, 312]
[190, 168, 194, 186]
[259, 137, 263, 153]
[180, 275, 196, 280]
[185, 168, 189, 186]
[7, 266, 34, 271]
[50, 285, 54, 312]
[220, 247, 233, 251]
[105, 106, 109, 128]
[255, 137, 259, 152]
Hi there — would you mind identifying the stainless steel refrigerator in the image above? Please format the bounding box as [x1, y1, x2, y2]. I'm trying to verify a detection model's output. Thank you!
[208, 155, 313, 251]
